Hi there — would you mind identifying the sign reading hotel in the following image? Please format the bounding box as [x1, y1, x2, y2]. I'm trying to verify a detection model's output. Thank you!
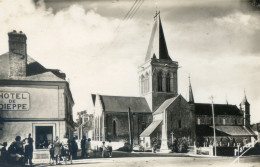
[0, 92, 30, 111]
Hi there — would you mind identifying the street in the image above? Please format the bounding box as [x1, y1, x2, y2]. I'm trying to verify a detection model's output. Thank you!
[30, 152, 260, 167]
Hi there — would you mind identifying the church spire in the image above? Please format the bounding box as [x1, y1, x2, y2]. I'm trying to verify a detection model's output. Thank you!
[241, 89, 250, 105]
[158, 15, 171, 61]
[188, 75, 194, 103]
[145, 11, 172, 62]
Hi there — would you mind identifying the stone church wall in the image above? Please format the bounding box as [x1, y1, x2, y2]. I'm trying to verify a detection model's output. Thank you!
[105, 112, 152, 144]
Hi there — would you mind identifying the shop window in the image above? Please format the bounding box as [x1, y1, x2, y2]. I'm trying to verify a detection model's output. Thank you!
[35, 126, 53, 149]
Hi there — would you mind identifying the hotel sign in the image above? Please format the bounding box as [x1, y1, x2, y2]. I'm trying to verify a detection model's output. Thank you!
[0, 92, 30, 111]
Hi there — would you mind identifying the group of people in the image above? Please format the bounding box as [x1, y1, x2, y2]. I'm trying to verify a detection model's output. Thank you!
[49, 136, 78, 165]
[0, 134, 34, 166]
[80, 136, 113, 158]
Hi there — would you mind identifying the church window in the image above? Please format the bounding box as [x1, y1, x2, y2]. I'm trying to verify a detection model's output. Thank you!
[166, 73, 171, 92]
[197, 118, 200, 125]
[141, 75, 145, 94]
[158, 71, 163, 92]
[145, 72, 149, 93]
[113, 120, 117, 137]
[179, 120, 181, 128]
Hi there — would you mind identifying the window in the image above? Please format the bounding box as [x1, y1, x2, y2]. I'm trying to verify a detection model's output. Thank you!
[223, 119, 226, 125]
[113, 120, 117, 137]
[197, 118, 200, 125]
[141, 75, 144, 94]
[166, 73, 171, 92]
[179, 120, 181, 128]
[157, 71, 163, 92]
[145, 72, 149, 93]
[35, 126, 53, 149]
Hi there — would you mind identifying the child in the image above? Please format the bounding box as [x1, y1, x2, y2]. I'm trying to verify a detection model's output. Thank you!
[49, 144, 55, 165]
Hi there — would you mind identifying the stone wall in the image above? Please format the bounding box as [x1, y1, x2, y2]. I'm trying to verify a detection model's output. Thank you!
[105, 112, 152, 144]
[166, 96, 196, 145]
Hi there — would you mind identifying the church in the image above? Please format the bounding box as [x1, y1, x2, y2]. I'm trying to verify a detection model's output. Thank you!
[91, 12, 256, 151]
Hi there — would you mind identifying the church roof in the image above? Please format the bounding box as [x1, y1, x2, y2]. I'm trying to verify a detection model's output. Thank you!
[195, 103, 242, 116]
[153, 95, 180, 115]
[91, 94, 151, 113]
[145, 13, 172, 62]
[189, 77, 194, 103]
[196, 125, 256, 136]
[0, 52, 66, 82]
[140, 120, 162, 137]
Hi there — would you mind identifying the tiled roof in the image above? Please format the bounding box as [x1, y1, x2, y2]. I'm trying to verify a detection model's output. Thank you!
[153, 95, 180, 115]
[92, 94, 151, 113]
[140, 120, 162, 137]
[196, 125, 256, 137]
[0, 52, 66, 82]
[195, 103, 242, 116]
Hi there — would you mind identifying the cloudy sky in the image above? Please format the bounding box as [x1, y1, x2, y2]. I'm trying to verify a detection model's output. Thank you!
[0, 0, 259, 122]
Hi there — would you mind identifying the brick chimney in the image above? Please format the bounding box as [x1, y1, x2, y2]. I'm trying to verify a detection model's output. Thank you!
[8, 30, 27, 77]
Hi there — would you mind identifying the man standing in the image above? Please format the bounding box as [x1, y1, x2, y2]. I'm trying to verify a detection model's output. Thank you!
[81, 136, 86, 158]
[25, 133, 34, 166]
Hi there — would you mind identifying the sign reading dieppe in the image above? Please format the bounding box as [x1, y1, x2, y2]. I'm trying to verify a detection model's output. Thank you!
[0, 92, 30, 111]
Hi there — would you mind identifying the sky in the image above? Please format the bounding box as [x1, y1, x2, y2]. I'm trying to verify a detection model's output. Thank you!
[0, 0, 259, 123]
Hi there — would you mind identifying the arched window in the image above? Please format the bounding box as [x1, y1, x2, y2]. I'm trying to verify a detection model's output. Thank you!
[113, 120, 117, 137]
[157, 71, 163, 92]
[145, 73, 149, 93]
[166, 73, 171, 92]
[141, 75, 145, 94]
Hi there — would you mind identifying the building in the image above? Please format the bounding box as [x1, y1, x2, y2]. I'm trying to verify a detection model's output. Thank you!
[0, 31, 74, 152]
[75, 110, 94, 140]
[92, 12, 256, 151]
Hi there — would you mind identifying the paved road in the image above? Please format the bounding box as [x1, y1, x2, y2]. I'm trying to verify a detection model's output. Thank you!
[31, 154, 260, 167]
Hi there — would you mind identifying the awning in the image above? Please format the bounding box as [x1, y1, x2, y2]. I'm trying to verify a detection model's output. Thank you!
[213, 126, 256, 136]
[140, 120, 162, 137]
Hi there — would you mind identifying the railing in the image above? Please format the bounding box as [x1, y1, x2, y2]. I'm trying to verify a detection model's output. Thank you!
[230, 141, 258, 166]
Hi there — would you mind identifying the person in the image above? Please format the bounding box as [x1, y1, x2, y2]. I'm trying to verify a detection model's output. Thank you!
[24, 133, 34, 165]
[71, 137, 78, 159]
[49, 143, 55, 165]
[8, 136, 25, 165]
[53, 136, 61, 164]
[81, 136, 86, 158]
[107, 140, 113, 158]
[101, 141, 106, 158]
[0, 142, 8, 162]
[85, 138, 92, 158]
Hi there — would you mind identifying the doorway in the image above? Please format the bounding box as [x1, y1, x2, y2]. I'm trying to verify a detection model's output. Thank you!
[35, 126, 53, 149]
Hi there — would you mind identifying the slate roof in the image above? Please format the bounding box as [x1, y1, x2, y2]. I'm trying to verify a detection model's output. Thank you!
[140, 120, 162, 137]
[145, 15, 172, 62]
[0, 52, 66, 82]
[153, 95, 180, 115]
[196, 125, 256, 137]
[92, 94, 151, 113]
[195, 103, 242, 116]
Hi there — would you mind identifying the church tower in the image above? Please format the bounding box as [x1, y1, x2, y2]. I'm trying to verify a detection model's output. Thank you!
[240, 92, 250, 127]
[138, 12, 178, 112]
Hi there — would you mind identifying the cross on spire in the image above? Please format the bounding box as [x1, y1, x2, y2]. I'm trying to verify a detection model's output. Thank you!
[154, 10, 160, 21]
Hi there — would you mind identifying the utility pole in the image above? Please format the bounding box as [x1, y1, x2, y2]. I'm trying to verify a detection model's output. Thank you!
[210, 96, 217, 156]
